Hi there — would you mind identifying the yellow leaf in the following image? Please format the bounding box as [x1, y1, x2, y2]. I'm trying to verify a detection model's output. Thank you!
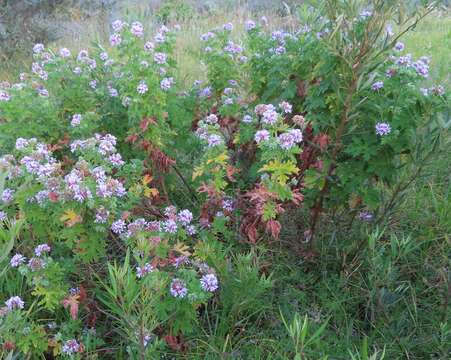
[207, 152, 228, 165]
[173, 241, 191, 257]
[144, 187, 159, 198]
[192, 167, 203, 180]
[60, 210, 82, 227]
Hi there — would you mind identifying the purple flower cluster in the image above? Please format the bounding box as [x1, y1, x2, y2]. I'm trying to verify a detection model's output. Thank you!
[255, 129, 270, 144]
[375, 122, 391, 136]
[34, 243, 51, 257]
[10, 254, 26, 267]
[170, 278, 188, 298]
[371, 81, 384, 91]
[200, 273, 219, 292]
[160, 77, 174, 91]
[62, 339, 81, 355]
[5, 296, 24, 311]
[136, 263, 154, 278]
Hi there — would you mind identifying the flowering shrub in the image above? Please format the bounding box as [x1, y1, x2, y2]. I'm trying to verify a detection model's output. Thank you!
[0, 2, 448, 358]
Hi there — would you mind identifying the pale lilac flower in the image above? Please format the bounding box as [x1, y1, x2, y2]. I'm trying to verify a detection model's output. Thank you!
[164, 206, 177, 218]
[178, 209, 193, 225]
[279, 101, 292, 114]
[10, 254, 26, 268]
[112, 20, 126, 32]
[223, 23, 233, 31]
[71, 114, 82, 127]
[170, 279, 188, 298]
[396, 54, 412, 66]
[386, 24, 394, 37]
[278, 132, 296, 150]
[33, 43, 45, 54]
[5, 296, 24, 311]
[89, 80, 97, 89]
[243, 115, 253, 123]
[222, 198, 234, 212]
[154, 32, 166, 43]
[73, 67, 82, 75]
[394, 42, 405, 51]
[289, 129, 303, 143]
[274, 46, 286, 55]
[245, 20, 256, 31]
[195, 127, 208, 140]
[224, 41, 243, 54]
[199, 86, 212, 98]
[0, 211, 6, 222]
[375, 122, 391, 136]
[136, 263, 153, 278]
[186, 225, 197, 235]
[223, 87, 233, 95]
[154, 52, 167, 65]
[174, 256, 189, 268]
[413, 60, 429, 78]
[28, 257, 45, 271]
[34, 243, 51, 257]
[360, 10, 372, 19]
[15, 138, 29, 150]
[430, 85, 445, 96]
[99, 52, 108, 61]
[1, 188, 14, 203]
[108, 153, 125, 167]
[110, 33, 122, 47]
[38, 88, 49, 97]
[122, 96, 131, 107]
[109, 87, 119, 97]
[163, 219, 178, 234]
[59, 48, 71, 58]
[206, 114, 218, 125]
[255, 130, 270, 143]
[359, 211, 373, 222]
[94, 207, 109, 224]
[160, 77, 174, 91]
[62, 339, 80, 355]
[420, 88, 429, 96]
[77, 50, 89, 61]
[144, 41, 154, 52]
[137, 81, 148, 95]
[262, 109, 278, 125]
[207, 134, 223, 147]
[111, 219, 126, 234]
[200, 32, 215, 41]
[146, 221, 161, 232]
[87, 58, 96, 69]
[224, 98, 233, 105]
[200, 273, 219, 292]
[131, 21, 144, 37]
[371, 81, 384, 91]
[0, 91, 10, 101]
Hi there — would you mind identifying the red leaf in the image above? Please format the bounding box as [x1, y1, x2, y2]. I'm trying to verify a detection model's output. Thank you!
[266, 219, 281, 239]
[62, 295, 80, 320]
[314, 133, 330, 152]
[140, 117, 156, 132]
[164, 335, 187, 352]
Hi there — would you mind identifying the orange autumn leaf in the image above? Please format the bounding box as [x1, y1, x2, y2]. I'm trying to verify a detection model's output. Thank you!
[144, 187, 159, 198]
